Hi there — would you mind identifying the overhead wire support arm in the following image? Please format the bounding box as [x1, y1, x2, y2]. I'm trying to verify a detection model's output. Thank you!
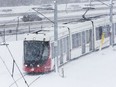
[32, 8, 54, 24]
[82, 8, 90, 20]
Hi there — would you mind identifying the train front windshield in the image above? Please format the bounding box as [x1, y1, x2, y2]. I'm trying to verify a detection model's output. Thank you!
[24, 40, 49, 65]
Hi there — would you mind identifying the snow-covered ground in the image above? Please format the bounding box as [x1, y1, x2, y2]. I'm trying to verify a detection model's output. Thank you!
[0, 1, 116, 87]
[0, 40, 116, 87]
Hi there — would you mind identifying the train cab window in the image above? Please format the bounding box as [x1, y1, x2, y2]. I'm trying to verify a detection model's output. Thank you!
[42, 45, 49, 60]
[24, 40, 49, 64]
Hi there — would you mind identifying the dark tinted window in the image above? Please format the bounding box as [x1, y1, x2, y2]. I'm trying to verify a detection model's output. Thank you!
[24, 40, 49, 61]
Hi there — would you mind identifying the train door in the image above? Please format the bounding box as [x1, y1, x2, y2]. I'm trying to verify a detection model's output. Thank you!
[82, 30, 93, 54]
[89, 29, 93, 51]
[86, 29, 93, 52]
[59, 36, 71, 63]
[102, 25, 110, 47]
[95, 25, 110, 50]
[72, 32, 82, 58]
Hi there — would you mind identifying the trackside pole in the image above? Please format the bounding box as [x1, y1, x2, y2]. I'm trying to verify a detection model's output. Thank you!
[109, 0, 114, 47]
[54, 1, 59, 73]
[61, 68, 64, 78]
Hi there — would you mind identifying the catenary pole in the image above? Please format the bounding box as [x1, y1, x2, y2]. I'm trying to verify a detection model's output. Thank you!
[16, 17, 19, 41]
[109, 0, 114, 47]
[54, 0, 59, 73]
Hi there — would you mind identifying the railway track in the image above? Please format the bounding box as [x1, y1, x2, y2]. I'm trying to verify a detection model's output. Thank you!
[0, 5, 116, 36]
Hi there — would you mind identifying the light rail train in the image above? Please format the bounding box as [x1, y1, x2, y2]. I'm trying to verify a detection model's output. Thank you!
[23, 15, 116, 73]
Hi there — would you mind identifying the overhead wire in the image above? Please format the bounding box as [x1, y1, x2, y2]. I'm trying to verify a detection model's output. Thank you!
[96, 0, 109, 7]
[28, 76, 41, 86]
[0, 56, 19, 87]
[12, 60, 15, 77]
[5, 44, 29, 87]
[1, 45, 41, 87]
[32, 8, 54, 24]
[82, 0, 110, 21]
[9, 74, 27, 87]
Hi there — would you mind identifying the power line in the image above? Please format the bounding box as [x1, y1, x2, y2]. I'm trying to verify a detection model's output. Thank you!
[96, 0, 109, 6]
[0, 56, 19, 87]
[9, 74, 27, 87]
[5, 45, 29, 87]
[32, 8, 54, 24]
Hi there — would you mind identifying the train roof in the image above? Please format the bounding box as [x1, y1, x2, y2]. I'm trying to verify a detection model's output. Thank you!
[24, 15, 116, 41]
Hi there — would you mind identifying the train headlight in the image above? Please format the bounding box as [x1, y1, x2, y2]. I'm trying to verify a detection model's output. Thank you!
[37, 64, 40, 67]
[31, 68, 34, 71]
[25, 64, 27, 67]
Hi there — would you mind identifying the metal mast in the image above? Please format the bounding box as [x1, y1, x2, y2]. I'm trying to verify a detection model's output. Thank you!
[54, 1, 59, 73]
[109, 0, 114, 47]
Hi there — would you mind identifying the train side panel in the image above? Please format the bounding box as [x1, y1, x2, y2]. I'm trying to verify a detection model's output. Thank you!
[93, 17, 110, 50]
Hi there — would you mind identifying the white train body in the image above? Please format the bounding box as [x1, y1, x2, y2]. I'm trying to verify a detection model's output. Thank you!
[23, 15, 116, 73]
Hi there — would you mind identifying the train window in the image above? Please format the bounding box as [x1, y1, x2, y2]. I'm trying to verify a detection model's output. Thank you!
[72, 33, 81, 49]
[89, 29, 93, 51]
[115, 23, 116, 35]
[65, 37, 68, 53]
[86, 30, 90, 44]
[58, 40, 60, 56]
[78, 33, 81, 47]
[62, 37, 68, 53]
[72, 33, 78, 48]
[112, 24, 115, 35]
[103, 25, 110, 38]
[96, 26, 103, 40]
[96, 25, 110, 40]
[60, 39, 63, 55]
[42, 45, 49, 60]
[62, 38, 65, 53]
